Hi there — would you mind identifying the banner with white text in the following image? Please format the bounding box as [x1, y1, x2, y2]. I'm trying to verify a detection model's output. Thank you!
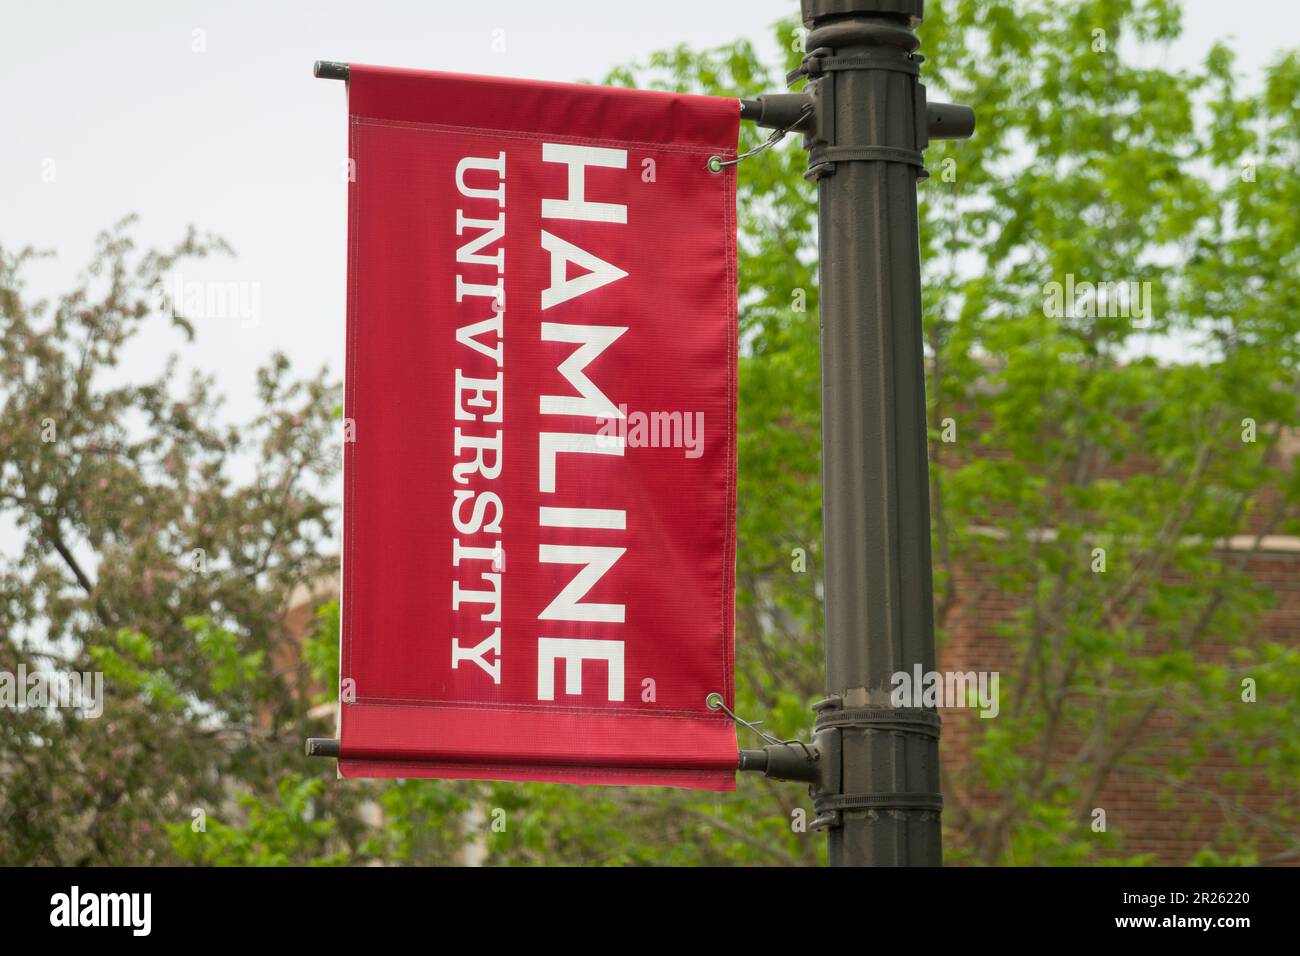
[338, 65, 740, 790]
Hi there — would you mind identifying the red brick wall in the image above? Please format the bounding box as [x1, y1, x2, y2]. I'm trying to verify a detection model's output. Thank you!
[938, 551, 1300, 865]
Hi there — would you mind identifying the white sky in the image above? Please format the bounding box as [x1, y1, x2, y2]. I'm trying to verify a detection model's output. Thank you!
[2, 0, 1297, 429]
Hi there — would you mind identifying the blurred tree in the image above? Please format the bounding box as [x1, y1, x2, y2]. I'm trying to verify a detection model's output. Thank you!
[0, 217, 365, 863]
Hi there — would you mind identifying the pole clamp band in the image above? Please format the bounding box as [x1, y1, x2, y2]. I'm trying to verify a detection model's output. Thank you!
[804, 145, 927, 182]
[814, 705, 940, 738]
[814, 791, 944, 814]
[786, 46, 832, 86]
[808, 145, 925, 168]
[788, 47, 920, 86]
[811, 53, 921, 78]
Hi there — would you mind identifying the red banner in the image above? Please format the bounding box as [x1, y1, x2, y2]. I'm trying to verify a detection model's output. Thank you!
[337, 65, 740, 790]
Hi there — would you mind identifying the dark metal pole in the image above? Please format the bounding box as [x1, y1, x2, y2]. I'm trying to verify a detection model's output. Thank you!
[798, 0, 970, 866]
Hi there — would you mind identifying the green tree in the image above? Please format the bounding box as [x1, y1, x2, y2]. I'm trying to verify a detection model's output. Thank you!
[916, 0, 1300, 865]
[0, 218, 367, 863]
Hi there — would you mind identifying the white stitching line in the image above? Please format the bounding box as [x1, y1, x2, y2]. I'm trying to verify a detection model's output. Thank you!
[342, 759, 736, 783]
[348, 698, 731, 721]
[351, 114, 738, 157]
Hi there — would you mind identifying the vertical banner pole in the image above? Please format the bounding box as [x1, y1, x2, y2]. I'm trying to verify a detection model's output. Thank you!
[801, 0, 966, 866]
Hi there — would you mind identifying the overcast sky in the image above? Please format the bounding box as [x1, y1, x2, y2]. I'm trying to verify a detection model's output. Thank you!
[3, 0, 1297, 429]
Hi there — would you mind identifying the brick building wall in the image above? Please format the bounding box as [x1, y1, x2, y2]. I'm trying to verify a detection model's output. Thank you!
[938, 546, 1300, 865]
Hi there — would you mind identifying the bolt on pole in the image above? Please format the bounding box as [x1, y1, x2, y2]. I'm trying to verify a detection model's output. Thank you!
[795, 0, 972, 866]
